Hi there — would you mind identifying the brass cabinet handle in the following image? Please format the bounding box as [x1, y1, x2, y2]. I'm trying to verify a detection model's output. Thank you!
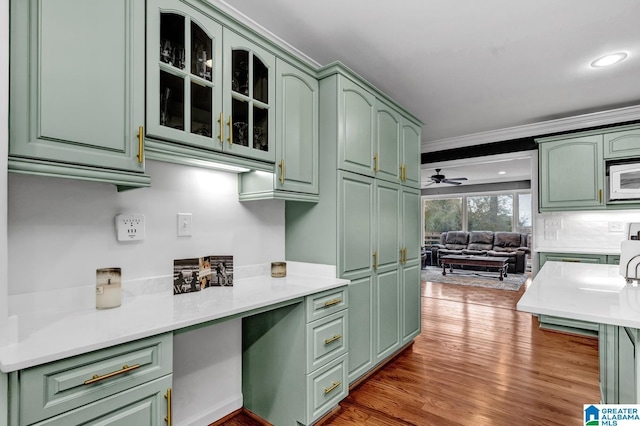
[165, 388, 172, 426]
[403, 248, 408, 264]
[561, 259, 581, 262]
[324, 334, 342, 345]
[83, 363, 141, 385]
[227, 116, 233, 145]
[324, 381, 341, 395]
[323, 298, 342, 307]
[399, 248, 404, 264]
[218, 112, 224, 144]
[137, 126, 144, 163]
[279, 160, 285, 184]
[373, 251, 378, 270]
[374, 153, 379, 172]
[399, 165, 404, 181]
[598, 189, 602, 203]
[402, 165, 407, 181]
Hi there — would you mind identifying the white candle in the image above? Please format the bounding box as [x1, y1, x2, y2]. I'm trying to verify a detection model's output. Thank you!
[96, 268, 122, 309]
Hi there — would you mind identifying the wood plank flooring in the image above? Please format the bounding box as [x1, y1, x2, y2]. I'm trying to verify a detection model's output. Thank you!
[219, 277, 600, 426]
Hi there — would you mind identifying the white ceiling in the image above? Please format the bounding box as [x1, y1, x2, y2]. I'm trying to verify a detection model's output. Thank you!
[217, 0, 640, 184]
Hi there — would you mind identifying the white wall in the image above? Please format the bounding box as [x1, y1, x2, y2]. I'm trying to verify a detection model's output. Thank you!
[1, 0, 9, 336]
[8, 160, 285, 295]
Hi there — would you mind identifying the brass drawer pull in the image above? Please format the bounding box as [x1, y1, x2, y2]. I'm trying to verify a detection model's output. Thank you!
[279, 160, 285, 184]
[137, 126, 144, 163]
[84, 363, 141, 385]
[218, 112, 224, 144]
[165, 388, 172, 425]
[374, 153, 379, 172]
[323, 298, 342, 307]
[324, 381, 341, 395]
[324, 334, 342, 345]
[227, 116, 233, 145]
[561, 259, 581, 262]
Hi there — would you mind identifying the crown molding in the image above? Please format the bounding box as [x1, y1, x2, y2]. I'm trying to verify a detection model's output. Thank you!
[422, 104, 640, 153]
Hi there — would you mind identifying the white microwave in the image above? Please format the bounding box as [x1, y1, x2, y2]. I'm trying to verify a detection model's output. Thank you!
[609, 163, 640, 200]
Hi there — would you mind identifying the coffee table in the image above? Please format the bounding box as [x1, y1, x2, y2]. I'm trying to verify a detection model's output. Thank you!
[440, 255, 510, 281]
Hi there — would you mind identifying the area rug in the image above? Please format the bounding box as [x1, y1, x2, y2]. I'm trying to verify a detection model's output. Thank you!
[421, 266, 527, 291]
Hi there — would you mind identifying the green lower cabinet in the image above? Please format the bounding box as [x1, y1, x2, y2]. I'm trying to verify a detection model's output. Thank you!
[599, 324, 639, 404]
[402, 261, 422, 344]
[242, 288, 349, 425]
[32, 376, 172, 426]
[374, 269, 401, 363]
[347, 276, 374, 383]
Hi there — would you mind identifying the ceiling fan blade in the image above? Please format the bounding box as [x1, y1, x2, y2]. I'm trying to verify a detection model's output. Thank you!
[423, 181, 436, 187]
[442, 179, 463, 185]
[446, 177, 468, 181]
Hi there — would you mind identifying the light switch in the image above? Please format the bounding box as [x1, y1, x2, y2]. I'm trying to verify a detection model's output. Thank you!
[178, 213, 193, 237]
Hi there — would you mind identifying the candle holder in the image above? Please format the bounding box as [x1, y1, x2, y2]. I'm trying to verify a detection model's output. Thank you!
[271, 262, 286, 278]
[96, 268, 122, 309]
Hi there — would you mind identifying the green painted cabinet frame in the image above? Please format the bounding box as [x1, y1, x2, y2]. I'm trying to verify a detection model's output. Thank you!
[238, 59, 319, 201]
[9, 0, 150, 191]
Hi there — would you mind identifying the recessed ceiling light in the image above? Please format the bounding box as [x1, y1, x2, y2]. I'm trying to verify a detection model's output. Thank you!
[498, 171, 506, 175]
[590, 52, 628, 68]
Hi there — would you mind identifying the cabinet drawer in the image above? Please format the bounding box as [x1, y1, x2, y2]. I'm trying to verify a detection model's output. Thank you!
[306, 354, 348, 423]
[306, 286, 348, 322]
[20, 333, 172, 425]
[306, 311, 348, 373]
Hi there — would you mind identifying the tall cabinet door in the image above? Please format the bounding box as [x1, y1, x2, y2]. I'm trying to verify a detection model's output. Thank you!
[401, 120, 421, 188]
[146, 0, 223, 151]
[402, 187, 422, 264]
[275, 59, 319, 194]
[10, 0, 145, 172]
[375, 269, 400, 362]
[223, 29, 276, 163]
[375, 181, 401, 270]
[338, 171, 375, 280]
[375, 99, 401, 183]
[539, 135, 605, 210]
[337, 77, 376, 177]
[401, 187, 422, 343]
[347, 275, 374, 384]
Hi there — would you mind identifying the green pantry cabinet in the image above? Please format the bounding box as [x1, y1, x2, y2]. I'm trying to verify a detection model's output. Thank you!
[286, 64, 423, 384]
[537, 253, 619, 337]
[537, 124, 640, 211]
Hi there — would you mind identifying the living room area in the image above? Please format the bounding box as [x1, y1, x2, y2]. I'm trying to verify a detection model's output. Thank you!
[421, 152, 534, 291]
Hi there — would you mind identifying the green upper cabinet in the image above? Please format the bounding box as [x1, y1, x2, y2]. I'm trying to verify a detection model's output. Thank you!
[222, 29, 276, 163]
[375, 99, 402, 183]
[9, 0, 150, 190]
[146, 0, 223, 151]
[538, 135, 605, 211]
[146, 0, 275, 165]
[238, 59, 319, 201]
[375, 180, 401, 270]
[337, 77, 376, 177]
[401, 120, 422, 188]
[604, 126, 640, 159]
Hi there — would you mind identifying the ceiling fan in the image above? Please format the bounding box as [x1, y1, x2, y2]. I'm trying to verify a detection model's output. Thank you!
[425, 169, 468, 186]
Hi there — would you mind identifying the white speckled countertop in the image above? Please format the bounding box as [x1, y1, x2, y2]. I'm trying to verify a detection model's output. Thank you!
[0, 262, 349, 372]
[517, 261, 640, 328]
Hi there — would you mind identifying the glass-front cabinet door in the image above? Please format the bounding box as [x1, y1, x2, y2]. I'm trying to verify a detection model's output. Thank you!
[146, 0, 223, 150]
[223, 29, 276, 163]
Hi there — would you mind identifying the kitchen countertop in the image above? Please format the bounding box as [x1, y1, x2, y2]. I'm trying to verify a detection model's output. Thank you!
[517, 261, 640, 328]
[534, 246, 621, 255]
[0, 262, 349, 372]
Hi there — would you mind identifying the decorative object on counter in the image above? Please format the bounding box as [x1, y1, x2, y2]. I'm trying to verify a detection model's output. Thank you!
[271, 262, 286, 278]
[209, 255, 234, 286]
[173, 258, 201, 294]
[96, 268, 121, 309]
[620, 241, 640, 284]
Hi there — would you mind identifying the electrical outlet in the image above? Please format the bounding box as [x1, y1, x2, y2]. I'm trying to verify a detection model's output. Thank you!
[116, 214, 145, 241]
[608, 222, 625, 232]
[544, 229, 557, 240]
[177, 213, 193, 237]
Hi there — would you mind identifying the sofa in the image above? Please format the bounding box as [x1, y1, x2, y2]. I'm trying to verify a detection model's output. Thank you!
[430, 231, 530, 273]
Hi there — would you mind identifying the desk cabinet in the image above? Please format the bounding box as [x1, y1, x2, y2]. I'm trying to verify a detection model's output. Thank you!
[9, 333, 173, 425]
[242, 287, 348, 425]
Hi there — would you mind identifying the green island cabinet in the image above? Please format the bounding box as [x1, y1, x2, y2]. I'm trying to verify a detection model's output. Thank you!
[537, 252, 619, 337]
[599, 324, 640, 403]
[242, 287, 349, 424]
[285, 64, 423, 384]
[537, 123, 640, 212]
[9, 0, 151, 191]
[6, 333, 173, 425]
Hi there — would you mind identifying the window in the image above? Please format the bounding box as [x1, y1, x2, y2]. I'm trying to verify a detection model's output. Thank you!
[467, 195, 513, 232]
[423, 191, 531, 245]
[423, 197, 462, 245]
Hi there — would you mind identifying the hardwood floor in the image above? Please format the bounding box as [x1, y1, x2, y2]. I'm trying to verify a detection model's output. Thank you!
[220, 277, 600, 426]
